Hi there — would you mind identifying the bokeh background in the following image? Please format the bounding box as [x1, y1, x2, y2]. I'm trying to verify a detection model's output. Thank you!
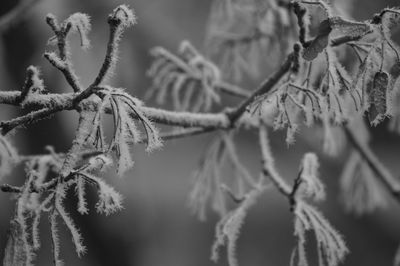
[1, 0, 400, 265]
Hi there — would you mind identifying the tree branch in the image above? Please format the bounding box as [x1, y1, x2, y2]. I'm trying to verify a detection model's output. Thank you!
[0, 90, 231, 134]
[226, 52, 295, 125]
[44, 15, 83, 92]
[0, 107, 65, 135]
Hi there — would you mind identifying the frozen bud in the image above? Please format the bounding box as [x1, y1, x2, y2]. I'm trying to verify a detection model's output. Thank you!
[108, 5, 137, 28]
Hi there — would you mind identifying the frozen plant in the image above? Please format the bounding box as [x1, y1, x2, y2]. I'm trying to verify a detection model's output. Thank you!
[1, 1, 400, 266]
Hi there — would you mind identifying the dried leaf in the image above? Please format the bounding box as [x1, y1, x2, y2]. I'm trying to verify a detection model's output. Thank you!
[329, 16, 371, 38]
[303, 19, 332, 61]
[368, 71, 389, 126]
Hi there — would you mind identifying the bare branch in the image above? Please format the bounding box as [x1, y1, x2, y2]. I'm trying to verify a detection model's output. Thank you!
[91, 5, 136, 87]
[44, 15, 83, 92]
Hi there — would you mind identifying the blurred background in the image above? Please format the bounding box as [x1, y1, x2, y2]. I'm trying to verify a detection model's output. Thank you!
[1, 0, 400, 265]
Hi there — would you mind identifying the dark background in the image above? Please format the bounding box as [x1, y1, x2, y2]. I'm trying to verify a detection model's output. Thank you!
[1, 0, 400, 265]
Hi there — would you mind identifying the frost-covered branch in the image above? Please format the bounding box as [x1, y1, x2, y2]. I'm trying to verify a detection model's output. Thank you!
[91, 5, 137, 87]
[226, 46, 300, 125]
[44, 11, 94, 92]
[0, 90, 231, 134]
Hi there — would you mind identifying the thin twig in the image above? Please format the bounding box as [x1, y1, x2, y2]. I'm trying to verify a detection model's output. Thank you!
[44, 52, 82, 93]
[1, 178, 58, 194]
[216, 81, 251, 98]
[146, 127, 216, 142]
[90, 18, 120, 87]
[0, 106, 66, 135]
[44, 15, 82, 92]
[91, 5, 136, 87]
[259, 123, 292, 196]
[226, 52, 295, 125]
